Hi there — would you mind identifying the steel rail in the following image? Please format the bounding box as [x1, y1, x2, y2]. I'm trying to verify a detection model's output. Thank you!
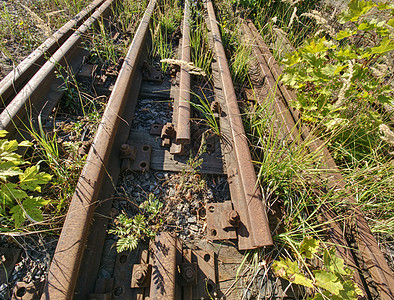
[245, 20, 394, 300]
[241, 21, 368, 298]
[0, 0, 114, 135]
[0, 0, 105, 107]
[204, 0, 272, 250]
[174, 0, 191, 146]
[42, 0, 157, 298]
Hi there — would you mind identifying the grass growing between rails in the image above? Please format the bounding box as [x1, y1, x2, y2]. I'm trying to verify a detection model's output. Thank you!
[214, 0, 393, 298]
[0, 0, 90, 79]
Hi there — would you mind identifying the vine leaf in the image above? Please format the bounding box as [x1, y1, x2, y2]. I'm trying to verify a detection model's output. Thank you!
[272, 257, 314, 288]
[300, 236, 320, 259]
[324, 248, 352, 275]
[314, 270, 343, 295]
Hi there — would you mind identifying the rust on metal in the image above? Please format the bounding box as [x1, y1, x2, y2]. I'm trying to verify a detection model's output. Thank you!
[150, 123, 163, 135]
[12, 281, 45, 300]
[120, 142, 152, 173]
[244, 19, 394, 299]
[206, 202, 237, 240]
[205, 0, 273, 250]
[149, 232, 177, 299]
[131, 264, 152, 288]
[0, 0, 105, 107]
[0, 0, 114, 135]
[42, 1, 157, 298]
[172, 0, 191, 153]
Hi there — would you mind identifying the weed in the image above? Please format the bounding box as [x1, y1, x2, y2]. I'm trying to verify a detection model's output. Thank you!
[109, 193, 163, 252]
[0, 130, 52, 230]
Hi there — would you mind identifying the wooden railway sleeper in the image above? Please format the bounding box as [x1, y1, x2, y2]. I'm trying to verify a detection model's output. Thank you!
[89, 232, 216, 299]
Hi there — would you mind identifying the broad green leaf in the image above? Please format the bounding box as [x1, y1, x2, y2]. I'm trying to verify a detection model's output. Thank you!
[338, 280, 364, 299]
[324, 248, 352, 275]
[387, 18, 394, 27]
[302, 38, 329, 54]
[0, 162, 23, 180]
[10, 205, 25, 228]
[367, 37, 394, 56]
[300, 236, 320, 259]
[272, 257, 314, 288]
[23, 196, 50, 208]
[0, 183, 28, 205]
[336, 48, 358, 60]
[336, 29, 357, 40]
[283, 52, 300, 67]
[339, 0, 376, 23]
[377, 3, 394, 10]
[314, 270, 343, 295]
[19, 165, 52, 192]
[358, 21, 375, 31]
[0, 140, 18, 153]
[22, 198, 44, 222]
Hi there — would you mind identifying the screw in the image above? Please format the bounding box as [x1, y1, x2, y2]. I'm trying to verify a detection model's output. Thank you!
[120, 144, 131, 156]
[135, 269, 146, 284]
[228, 210, 240, 226]
[182, 265, 195, 282]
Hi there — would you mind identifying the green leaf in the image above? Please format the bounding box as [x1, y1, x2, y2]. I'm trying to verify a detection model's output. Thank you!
[18, 140, 32, 147]
[22, 197, 45, 222]
[336, 29, 357, 40]
[387, 18, 394, 27]
[300, 236, 320, 259]
[0, 162, 23, 180]
[282, 52, 300, 67]
[10, 205, 24, 228]
[272, 257, 314, 288]
[0, 183, 28, 205]
[19, 165, 52, 192]
[324, 248, 352, 275]
[339, 0, 376, 23]
[338, 280, 364, 299]
[302, 38, 329, 54]
[314, 270, 343, 295]
[366, 37, 394, 56]
[0, 130, 7, 138]
[0, 140, 18, 153]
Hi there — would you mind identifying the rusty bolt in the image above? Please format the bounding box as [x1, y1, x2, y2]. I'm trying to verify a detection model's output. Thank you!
[134, 269, 146, 285]
[182, 265, 196, 283]
[228, 210, 240, 226]
[120, 144, 132, 156]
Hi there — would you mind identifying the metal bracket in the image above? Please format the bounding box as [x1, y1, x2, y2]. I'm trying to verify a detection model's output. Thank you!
[120, 142, 151, 172]
[130, 264, 152, 288]
[206, 202, 239, 240]
[12, 280, 44, 300]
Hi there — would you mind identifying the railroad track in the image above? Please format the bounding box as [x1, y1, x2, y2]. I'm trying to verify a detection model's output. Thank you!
[0, 0, 392, 299]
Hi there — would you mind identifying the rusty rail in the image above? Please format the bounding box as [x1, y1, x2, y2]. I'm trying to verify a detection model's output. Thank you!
[0, 0, 105, 108]
[172, 0, 191, 153]
[0, 0, 114, 136]
[204, 0, 272, 250]
[42, 0, 156, 298]
[244, 19, 394, 300]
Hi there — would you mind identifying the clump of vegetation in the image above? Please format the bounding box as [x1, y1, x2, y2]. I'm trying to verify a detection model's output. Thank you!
[110, 193, 163, 252]
[272, 237, 363, 300]
[281, 1, 393, 131]
[0, 131, 52, 230]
